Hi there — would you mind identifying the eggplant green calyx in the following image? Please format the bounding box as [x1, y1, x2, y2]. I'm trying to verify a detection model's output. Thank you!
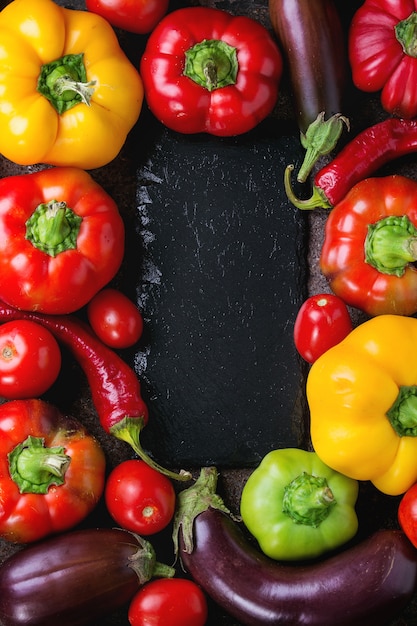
[365, 214, 417, 276]
[8, 435, 71, 494]
[172, 466, 234, 555]
[38, 53, 96, 114]
[387, 385, 417, 437]
[282, 472, 336, 527]
[396, 12, 417, 57]
[26, 200, 82, 257]
[298, 112, 350, 183]
[128, 533, 176, 583]
[184, 39, 238, 91]
[284, 164, 332, 210]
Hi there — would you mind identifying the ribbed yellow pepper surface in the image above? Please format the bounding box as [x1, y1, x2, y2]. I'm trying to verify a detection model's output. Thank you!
[307, 314, 417, 496]
[0, 0, 143, 169]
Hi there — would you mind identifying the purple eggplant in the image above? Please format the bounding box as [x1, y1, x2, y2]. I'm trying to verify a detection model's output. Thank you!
[268, 0, 349, 182]
[0, 527, 175, 626]
[174, 467, 417, 626]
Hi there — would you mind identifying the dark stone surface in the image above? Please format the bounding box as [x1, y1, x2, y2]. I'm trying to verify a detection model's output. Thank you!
[0, 0, 416, 624]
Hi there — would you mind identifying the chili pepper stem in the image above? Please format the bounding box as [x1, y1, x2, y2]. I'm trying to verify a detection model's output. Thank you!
[284, 165, 332, 210]
[110, 416, 192, 482]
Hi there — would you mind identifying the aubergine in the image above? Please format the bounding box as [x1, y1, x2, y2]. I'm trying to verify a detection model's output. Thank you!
[0, 527, 175, 626]
[269, 0, 349, 182]
[174, 467, 417, 626]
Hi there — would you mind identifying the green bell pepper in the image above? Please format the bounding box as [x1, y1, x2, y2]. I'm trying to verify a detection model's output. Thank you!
[240, 448, 359, 561]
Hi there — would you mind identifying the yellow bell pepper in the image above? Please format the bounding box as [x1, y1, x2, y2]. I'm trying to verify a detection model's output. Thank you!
[307, 314, 417, 496]
[0, 0, 143, 169]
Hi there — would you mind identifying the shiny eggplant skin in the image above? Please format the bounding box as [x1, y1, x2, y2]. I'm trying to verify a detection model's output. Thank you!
[269, 0, 347, 134]
[179, 508, 417, 626]
[0, 528, 142, 626]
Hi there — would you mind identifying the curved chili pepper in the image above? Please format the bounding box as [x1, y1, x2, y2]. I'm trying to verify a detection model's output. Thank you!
[285, 117, 417, 210]
[0, 299, 191, 482]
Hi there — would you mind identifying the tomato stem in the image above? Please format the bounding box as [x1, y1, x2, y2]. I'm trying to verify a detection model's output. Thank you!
[110, 416, 192, 482]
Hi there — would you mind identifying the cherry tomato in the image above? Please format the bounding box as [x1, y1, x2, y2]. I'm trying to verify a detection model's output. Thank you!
[398, 482, 417, 548]
[0, 320, 61, 399]
[87, 288, 143, 349]
[85, 0, 169, 35]
[104, 460, 176, 535]
[293, 293, 353, 364]
[128, 578, 208, 626]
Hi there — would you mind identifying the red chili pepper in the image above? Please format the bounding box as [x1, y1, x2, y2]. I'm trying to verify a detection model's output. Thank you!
[0, 299, 191, 482]
[284, 117, 417, 210]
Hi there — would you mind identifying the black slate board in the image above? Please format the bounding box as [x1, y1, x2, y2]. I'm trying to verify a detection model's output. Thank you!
[133, 115, 309, 468]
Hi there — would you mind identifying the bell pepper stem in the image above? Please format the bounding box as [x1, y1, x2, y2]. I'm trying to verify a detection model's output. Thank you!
[365, 215, 417, 276]
[396, 11, 417, 57]
[184, 39, 238, 91]
[110, 416, 192, 482]
[8, 435, 71, 494]
[25, 200, 82, 257]
[282, 471, 336, 527]
[387, 385, 417, 437]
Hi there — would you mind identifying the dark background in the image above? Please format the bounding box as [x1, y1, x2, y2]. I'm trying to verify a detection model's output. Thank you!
[0, 0, 416, 624]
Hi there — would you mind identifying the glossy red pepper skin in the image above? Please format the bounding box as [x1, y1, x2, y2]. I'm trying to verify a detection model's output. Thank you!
[140, 6, 282, 136]
[0, 398, 105, 544]
[349, 0, 417, 119]
[320, 175, 417, 316]
[0, 167, 125, 314]
[285, 117, 417, 209]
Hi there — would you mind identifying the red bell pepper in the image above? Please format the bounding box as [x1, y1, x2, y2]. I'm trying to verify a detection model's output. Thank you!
[140, 6, 283, 136]
[320, 174, 417, 316]
[0, 167, 125, 314]
[0, 398, 106, 543]
[349, 0, 417, 118]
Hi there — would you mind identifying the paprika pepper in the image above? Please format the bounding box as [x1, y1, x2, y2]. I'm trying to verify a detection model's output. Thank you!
[307, 314, 417, 496]
[240, 448, 358, 561]
[349, 0, 417, 119]
[0, 167, 125, 314]
[140, 6, 282, 136]
[0, 398, 106, 543]
[0, 0, 143, 169]
[320, 175, 417, 316]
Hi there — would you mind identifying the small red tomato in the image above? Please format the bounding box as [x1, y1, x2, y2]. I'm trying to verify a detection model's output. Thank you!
[398, 482, 417, 548]
[105, 460, 176, 535]
[128, 578, 208, 626]
[85, 0, 169, 35]
[293, 293, 353, 363]
[87, 288, 143, 349]
[0, 320, 61, 398]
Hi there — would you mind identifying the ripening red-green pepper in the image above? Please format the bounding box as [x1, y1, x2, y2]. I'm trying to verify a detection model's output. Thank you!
[0, 166, 125, 314]
[0, 398, 106, 543]
[320, 175, 417, 316]
[349, 0, 417, 119]
[140, 6, 283, 136]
